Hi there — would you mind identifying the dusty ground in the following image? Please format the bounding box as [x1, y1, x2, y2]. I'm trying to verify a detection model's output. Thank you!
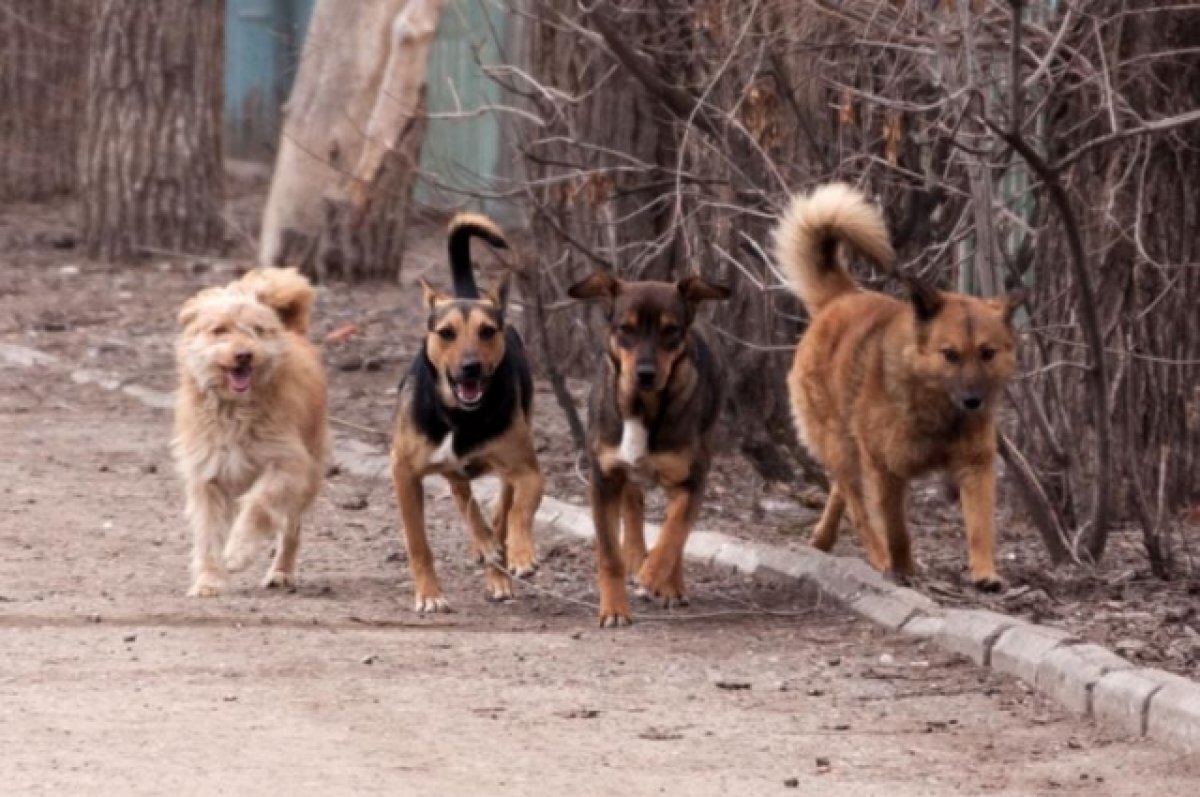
[1, 195, 1199, 793]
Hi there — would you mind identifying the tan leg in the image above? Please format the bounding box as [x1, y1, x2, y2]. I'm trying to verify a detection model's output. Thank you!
[185, 481, 232, 597]
[636, 484, 699, 607]
[391, 461, 448, 613]
[224, 464, 310, 575]
[957, 460, 1003, 591]
[446, 475, 512, 602]
[810, 482, 845, 551]
[621, 482, 647, 578]
[504, 465, 543, 578]
[839, 479, 890, 572]
[592, 467, 631, 627]
[490, 481, 514, 554]
[263, 518, 301, 590]
[863, 464, 915, 581]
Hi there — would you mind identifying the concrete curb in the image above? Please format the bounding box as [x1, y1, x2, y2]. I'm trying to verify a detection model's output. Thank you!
[7, 340, 1200, 756]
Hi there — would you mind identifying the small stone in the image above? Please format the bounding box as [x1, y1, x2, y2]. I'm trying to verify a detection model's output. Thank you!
[783, 778, 799, 788]
[362, 654, 378, 665]
[879, 653, 895, 666]
[338, 495, 369, 511]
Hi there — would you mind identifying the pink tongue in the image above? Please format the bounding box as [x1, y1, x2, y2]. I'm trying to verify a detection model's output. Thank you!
[228, 371, 252, 393]
[458, 383, 481, 402]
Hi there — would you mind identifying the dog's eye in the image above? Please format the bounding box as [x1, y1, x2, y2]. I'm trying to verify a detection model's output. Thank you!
[436, 327, 456, 342]
[980, 347, 996, 362]
[252, 325, 265, 336]
[618, 323, 637, 337]
[941, 348, 960, 364]
[211, 325, 228, 336]
[661, 324, 681, 340]
[478, 325, 497, 341]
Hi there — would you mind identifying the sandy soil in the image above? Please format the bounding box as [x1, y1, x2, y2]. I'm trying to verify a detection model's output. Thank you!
[1, 196, 1198, 794]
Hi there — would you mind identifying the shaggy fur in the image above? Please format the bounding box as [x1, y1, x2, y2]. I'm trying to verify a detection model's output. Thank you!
[567, 273, 730, 627]
[390, 213, 543, 613]
[775, 183, 1023, 590]
[173, 267, 328, 597]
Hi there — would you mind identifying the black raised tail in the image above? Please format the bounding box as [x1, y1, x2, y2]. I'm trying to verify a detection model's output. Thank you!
[447, 213, 508, 299]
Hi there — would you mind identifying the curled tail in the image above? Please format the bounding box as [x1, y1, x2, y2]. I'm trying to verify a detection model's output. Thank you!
[238, 267, 316, 335]
[772, 183, 895, 316]
[447, 213, 508, 299]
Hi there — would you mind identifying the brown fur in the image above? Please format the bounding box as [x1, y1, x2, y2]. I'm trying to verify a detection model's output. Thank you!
[774, 183, 1023, 590]
[173, 267, 328, 597]
[389, 214, 543, 613]
[567, 274, 730, 626]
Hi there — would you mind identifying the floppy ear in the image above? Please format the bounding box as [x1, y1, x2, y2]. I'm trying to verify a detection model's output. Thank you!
[177, 297, 201, 328]
[988, 286, 1027, 325]
[566, 271, 621, 302]
[901, 273, 944, 323]
[484, 273, 512, 316]
[677, 275, 732, 304]
[420, 278, 448, 310]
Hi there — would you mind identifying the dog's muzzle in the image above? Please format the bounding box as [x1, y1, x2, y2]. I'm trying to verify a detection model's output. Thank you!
[451, 360, 488, 410]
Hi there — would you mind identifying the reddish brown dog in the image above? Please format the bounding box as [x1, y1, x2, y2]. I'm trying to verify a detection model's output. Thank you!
[568, 273, 730, 626]
[774, 183, 1023, 590]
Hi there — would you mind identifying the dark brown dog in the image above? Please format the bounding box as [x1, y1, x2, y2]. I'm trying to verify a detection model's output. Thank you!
[567, 273, 730, 626]
[390, 214, 543, 613]
[774, 183, 1023, 590]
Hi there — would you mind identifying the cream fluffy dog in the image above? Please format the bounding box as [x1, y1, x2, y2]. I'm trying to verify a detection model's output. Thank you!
[172, 268, 328, 597]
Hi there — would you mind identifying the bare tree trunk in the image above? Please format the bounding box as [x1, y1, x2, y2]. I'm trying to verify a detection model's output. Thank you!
[78, 0, 225, 261]
[259, 0, 442, 282]
[0, 1, 92, 202]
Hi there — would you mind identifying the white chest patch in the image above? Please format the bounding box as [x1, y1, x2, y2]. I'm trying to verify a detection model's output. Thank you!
[616, 419, 648, 466]
[428, 432, 459, 467]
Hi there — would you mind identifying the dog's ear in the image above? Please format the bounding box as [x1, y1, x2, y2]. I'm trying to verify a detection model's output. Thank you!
[178, 297, 201, 328]
[420, 278, 449, 310]
[901, 273, 944, 323]
[566, 271, 621, 302]
[677, 275, 732, 305]
[484, 273, 511, 316]
[987, 286, 1027, 325]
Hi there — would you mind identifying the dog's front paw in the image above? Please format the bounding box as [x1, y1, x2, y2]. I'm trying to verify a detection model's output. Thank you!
[635, 561, 688, 609]
[634, 583, 689, 609]
[972, 574, 1005, 593]
[188, 572, 226, 598]
[263, 569, 297, 591]
[598, 599, 633, 628]
[414, 593, 453, 614]
[472, 538, 505, 568]
[505, 546, 539, 580]
[485, 569, 514, 603]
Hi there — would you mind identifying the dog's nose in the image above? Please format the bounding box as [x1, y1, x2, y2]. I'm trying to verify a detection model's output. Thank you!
[635, 364, 657, 389]
[234, 351, 252, 367]
[459, 360, 483, 380]
[960, 393, 984, 411]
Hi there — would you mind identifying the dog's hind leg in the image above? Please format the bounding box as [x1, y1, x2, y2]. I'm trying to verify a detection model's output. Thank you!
[592, 468, 631, 627]
[810, 483, 846, 551]
[446, 475, 512, 602]
[263, 517, 301, 590]
[186, 482, 233, 597]
[957, 461, 1003, 592]
[839, 478, 890, 573]
[224, 466, 305, 575]
[392, 462, 449, 613]
[863, 464, 915, 581]
[621, 482, 647, 579]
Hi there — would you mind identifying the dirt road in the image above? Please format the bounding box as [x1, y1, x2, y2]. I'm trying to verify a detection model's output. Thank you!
[1, 258, 1196, 795]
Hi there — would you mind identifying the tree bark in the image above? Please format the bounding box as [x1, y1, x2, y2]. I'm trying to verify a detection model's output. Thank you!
[0, 1, 92, 202]
[78, 0, 225, 261]
[259, 0, 443, 282]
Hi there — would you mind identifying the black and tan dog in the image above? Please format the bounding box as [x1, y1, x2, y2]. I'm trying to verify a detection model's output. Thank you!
[390, 214, 543, 613]
[567, 273, 731, 626]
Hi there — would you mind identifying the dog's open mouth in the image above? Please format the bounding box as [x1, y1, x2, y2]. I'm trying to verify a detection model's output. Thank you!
[452, 378, 486, 409]
[227, 364, 253, 394]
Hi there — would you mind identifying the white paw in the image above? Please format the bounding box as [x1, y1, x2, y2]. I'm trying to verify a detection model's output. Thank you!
[188, 573, 226, 598]
[414, 595, 453, 614]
